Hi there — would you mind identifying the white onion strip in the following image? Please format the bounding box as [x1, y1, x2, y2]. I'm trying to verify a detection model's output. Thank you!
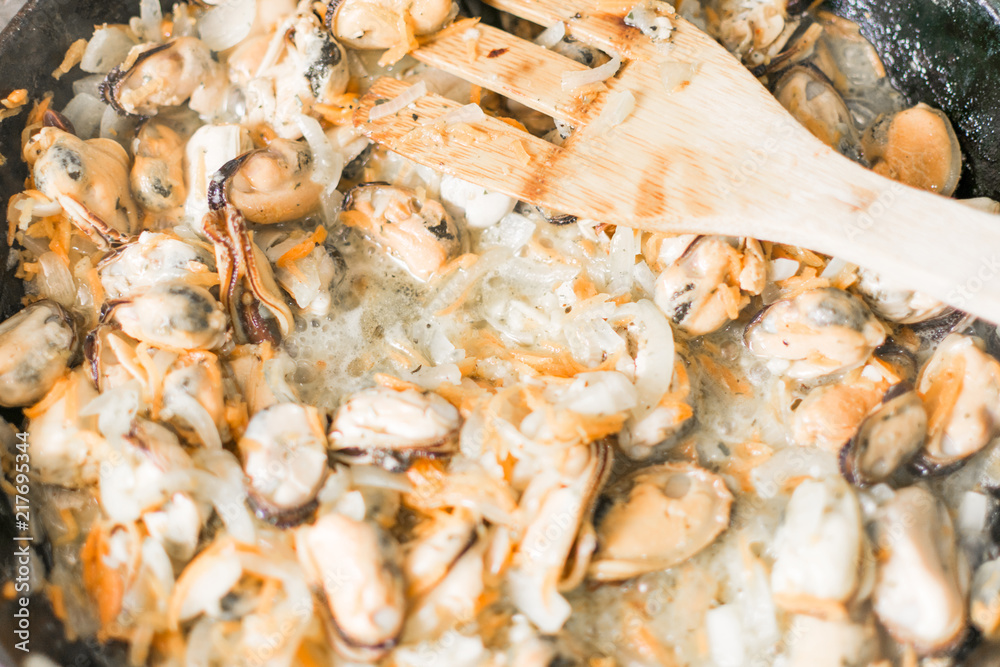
[197, 0, 257, 52]
[820, 257, 848, 279]
[589, 89, 635, 137]
[369, 81, 428, 121]
[436, 102, 487, 126]
[139, 0, 163, 41]
[534, 21, 566, 48]
[296, 114, 343, 186]
[561, 55, 621, 91]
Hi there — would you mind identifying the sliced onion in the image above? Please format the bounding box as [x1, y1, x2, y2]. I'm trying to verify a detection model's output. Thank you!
[410, 363, 462, 390]
[141, 537, 176, 597]
[558, 371, 638, 415]
[198, 0, 257, 52]
[561, 55, 621, 91]
[37, 252, 76, 307]
[184, 616, 215, 666]
[606, 225, 637, 296]
[163, 393, 222, 449]
[346, 49, 370, 78]
[72, 73, 106, 99]
[350, 465, 414, 493]
[296, 114, 343, 186]
[613, 299, 674, 418]
[254, 16, 295, 76]
[139, 0, 163, 41]
[176, 549, 243, 621]
[16, 234, 48, 257]
[368, 80, 428, 121]
[193, 450, 256, 544]
[751, 447, 839, 498]
[100, 104, 137, 149]
[591, 89, 635, 136]
[706, 605, 745, 667]
[172, 3, 198, 37]
[81, 27, 137, 74]
[81, 380, 145, 440]
[437, 102, 486, 126]
[61, 93, 106, 140]
[30, 198, 62, 218]
[770, 257, 800, 281]
[333, 490, 366, 522]
[534, 21, 566, 49]
[659, 60, 698, 93]
[820, 256, 848, 279]
[632, 259, 656, 297]
[320, 185, 344, 223]
[426, 247, 511, 315]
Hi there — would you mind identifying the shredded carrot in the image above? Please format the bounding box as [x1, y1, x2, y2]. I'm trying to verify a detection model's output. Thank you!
[695, 353, 752, 396]
[339, 209, 370, 229]
[23, 375, 71, 419]
[26, 91, 53, 126]
[470, 85, 482, 106]
[47, 216, 71, 264]
[52, 40, 87, 80]
[81, 528, 125, 631]
[465, 332, 620, 379]
[47, 584, 68, 623]
[295, 644, 325, 667]
[311, 0, 330, 20]
[277, 226, 327, 268]
[436, 280, 478, 316]
[496, 116, 529, 133]
[314, 93, 360, 126]
[378, 14, 419, 66]
[2, 89, 27, 109]
[374, 373, 423, 392]
[774, 244, 825, 267]
[387, 350, 415, 370]
[777, 266, 830, 299]
[405, 458, 449, 502]
[437, 253, 479, 278]
[719, 284, 745, 320]
[830, 264, 859, 290]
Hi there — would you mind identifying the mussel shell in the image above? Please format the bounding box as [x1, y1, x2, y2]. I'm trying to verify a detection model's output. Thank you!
[246, 491, 318, 529]
[589, 461, 732, 581]
[772, 64, 860, 158]
[840, 384, 927, 485]
[0, 301, 77, 407]
[100, 42, 173, 117]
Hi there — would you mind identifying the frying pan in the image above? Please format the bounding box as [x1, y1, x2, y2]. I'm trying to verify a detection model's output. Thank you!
[0, 0, 998, 664]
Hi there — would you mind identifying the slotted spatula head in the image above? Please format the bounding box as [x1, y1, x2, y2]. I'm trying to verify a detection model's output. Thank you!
[354, 0, 1000, 324]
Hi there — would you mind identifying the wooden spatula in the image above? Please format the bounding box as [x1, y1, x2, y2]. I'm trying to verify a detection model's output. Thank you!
[353, 0, 1000, 324]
